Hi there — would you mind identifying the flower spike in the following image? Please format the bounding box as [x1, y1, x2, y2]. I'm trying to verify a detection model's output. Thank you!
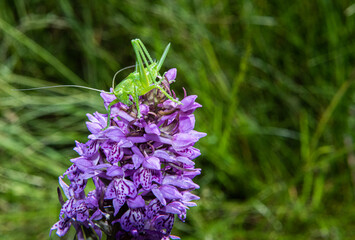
[51, 40, 206, 239]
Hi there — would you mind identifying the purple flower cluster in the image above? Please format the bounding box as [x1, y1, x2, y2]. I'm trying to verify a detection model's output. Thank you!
[50, 68, 206, 239]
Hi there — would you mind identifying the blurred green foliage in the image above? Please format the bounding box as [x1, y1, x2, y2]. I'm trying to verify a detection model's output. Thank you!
[1, 0, 355, 239]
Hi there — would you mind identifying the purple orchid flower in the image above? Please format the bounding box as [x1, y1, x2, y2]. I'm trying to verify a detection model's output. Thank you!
[51, 68, 205, 239]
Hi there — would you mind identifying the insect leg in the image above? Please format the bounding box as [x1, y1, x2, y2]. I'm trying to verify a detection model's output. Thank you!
[132, 40, 150, 88]
[136, 39, 153, 65]
[156, 43, 171, 72]
[133, 39, 157, 87]
[105, 98, 121, 129]
[133, 85, 142, 118]
[147, 42, 170, 86]
[155, 84, 181, 104]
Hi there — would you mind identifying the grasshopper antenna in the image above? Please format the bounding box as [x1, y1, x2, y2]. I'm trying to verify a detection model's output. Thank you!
[112, 64, 136, 89]
[14, 85, 104, 92]
[15, 64, 138, 92]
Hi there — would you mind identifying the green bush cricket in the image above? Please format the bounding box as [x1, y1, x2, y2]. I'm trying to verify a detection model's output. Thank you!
[106, 39, 181, 128]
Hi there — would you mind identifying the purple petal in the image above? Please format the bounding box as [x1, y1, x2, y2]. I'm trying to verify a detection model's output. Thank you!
[81, 170, 106, 180]
[165, 205, 181, 214]
[180, 95, 201, 112]
[188, 130, 207, 139]
[165, 68, 177, 82]
[152, 187, 166, 206]
[75, 200, 88, 222]
[170, 235, 181, 240]
[151, 170, 163, 184]
[87, 163, 111, 170]
[86, 112, 107, 133]
[132, 154, 144, 169]
[86, 122, 103, 134]
[106, 165, 124, 177]
[133, 168, 153, 190]
[59, 176, 70, 199]
[140, 104, 149, 115]
[182, 191, 200, 202]
[143, 156, 161, 170]
[134, 167, 162, 190]
[165, 201, 188, 215]
[183, 201, 197, 207]
[154, 150, 174, 162]
[104, 181, 116, 199]
[94, 112, 107, 125]
[73, 141, 85, 155]
[145, 123, 160, 135]
[162, 100, 178, 109]
[50, 218, 71, 237]
[102, 141, 124, 164]
[100, 91, 116, 109]
[152, 214, 174, 233]
[120, 140, 133, 148]
[160, 111, 178, 125]
[146, 199, 162, 219]
[113, 198, 125, 216]
[104, 127, 126, 141]
[144, 134, 172, 145]
[159, 185, 183, 199]
[63, 164, 78, 180]
[110, 177, 137, 215]
[90, 209, 103, 221]
[176, 156, 195, 165]
[122, 163, 135, 171]
[118, 178, 137, 196]
[120, 208, 145, 231]
[131, 145, 144, 158]
[179, 114, 195, 133]
[71, 156, 92, 170]
[162, 175, 200, 189]
[127, 136, 147, 143]
[86, 191, 99, 209]
[127, 195, 145, 208]
[182, 167, 202, 180]
[62, 198, 75, 218]
[86, 140, 100, 157]
[117, 109, 136, 122]
[176, 147, 201, 159]
[119, 210, 133, 231]
[172, 133, 198, 151]
[72, 177, 87, 196]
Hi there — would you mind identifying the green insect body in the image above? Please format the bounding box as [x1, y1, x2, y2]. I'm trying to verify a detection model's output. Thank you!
[106, 39, 181, 128]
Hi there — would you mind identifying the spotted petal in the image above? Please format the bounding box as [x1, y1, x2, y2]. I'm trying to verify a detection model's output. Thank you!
[152, 214, 174, 233]
[105, 178, 137, 215]
[120, 208, 146, 231]
[50, 218, 71, 237]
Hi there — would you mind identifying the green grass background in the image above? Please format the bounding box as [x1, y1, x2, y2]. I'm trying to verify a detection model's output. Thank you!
[1, 0, 355, 239]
